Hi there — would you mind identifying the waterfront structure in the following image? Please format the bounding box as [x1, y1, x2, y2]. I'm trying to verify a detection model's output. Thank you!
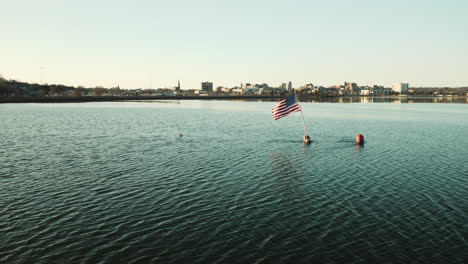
[359, 85, 393, 96]
[244, 86, 257, 94]
[201, 82, 213, 92]
[344, 82, 359, 93]
[231, 88, 244, 94]
[194, 89, 208, 95]
[393, 83, 409, 95]
[280, 83, 287, 91]
[360, 88, 370, 96]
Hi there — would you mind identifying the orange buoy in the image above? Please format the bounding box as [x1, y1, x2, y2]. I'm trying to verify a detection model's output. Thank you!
[356, 134, 364, 144]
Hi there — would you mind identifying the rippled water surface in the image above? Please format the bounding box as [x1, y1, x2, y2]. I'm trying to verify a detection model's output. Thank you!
[1, 101, 467, 263]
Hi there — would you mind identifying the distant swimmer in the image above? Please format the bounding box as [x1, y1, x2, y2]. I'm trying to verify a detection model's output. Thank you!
[179, 133, 183, 137]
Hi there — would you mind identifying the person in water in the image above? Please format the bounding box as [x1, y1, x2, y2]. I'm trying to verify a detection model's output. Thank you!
[179, 133, 183, 137]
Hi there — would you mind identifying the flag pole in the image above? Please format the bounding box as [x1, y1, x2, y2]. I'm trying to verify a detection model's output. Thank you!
[295, 94, 309, 137]
[300, 109, 308, 137]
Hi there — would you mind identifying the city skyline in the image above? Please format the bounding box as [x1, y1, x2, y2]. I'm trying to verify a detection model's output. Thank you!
[2, 0, 468, 89]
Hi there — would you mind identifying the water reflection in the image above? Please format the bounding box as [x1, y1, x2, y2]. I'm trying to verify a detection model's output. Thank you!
[354, 143, 364, 150]
[270, 153, 300, 191]
[258, 96, 468, 104]
[129, 100, 181, 104]
[107, 96, 468, 104]
[354, 143, 364, 160]
[269, 152, 308, 213]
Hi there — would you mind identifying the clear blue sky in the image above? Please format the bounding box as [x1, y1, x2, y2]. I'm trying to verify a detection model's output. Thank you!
[2, 0, 468, 89]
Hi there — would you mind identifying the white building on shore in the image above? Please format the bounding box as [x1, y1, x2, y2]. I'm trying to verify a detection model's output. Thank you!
[393, 83, 409, 95]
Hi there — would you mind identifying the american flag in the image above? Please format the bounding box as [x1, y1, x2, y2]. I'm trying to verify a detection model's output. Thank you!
[272, 94, 302, 120]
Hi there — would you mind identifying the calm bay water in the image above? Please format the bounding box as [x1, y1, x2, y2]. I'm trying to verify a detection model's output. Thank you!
[1, 100, 467, 263]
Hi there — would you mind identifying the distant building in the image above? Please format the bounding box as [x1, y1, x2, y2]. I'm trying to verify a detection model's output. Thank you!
[393, 83, 409, 95]
[280, 83, 287, 91]
[245, 83, 253, 89]
[195, 90, 208, 95]
[360, 89, 370, 96]
[254, 83, 269, 89]
[288, 81, 292, 91]
[175, 80, 180, 91]
[231, 88, 244, 94]
[244, 86, 257, 93]
[201, 82, 213, 92]
[344, 82, 359, 93]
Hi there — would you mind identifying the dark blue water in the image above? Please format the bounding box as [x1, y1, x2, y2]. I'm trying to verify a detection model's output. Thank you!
[1, 101, 467, 263]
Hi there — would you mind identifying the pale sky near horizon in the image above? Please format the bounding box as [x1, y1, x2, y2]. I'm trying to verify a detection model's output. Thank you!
[2, 0, 468, 89]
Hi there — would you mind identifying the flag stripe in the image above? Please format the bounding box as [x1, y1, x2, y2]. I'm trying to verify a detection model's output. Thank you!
[273, 105, 301, 119]
[272, 94, 302, 120]
[272, 103, 300, 115]
[273, 104, 301, 117]
[272, 103, 292, 112]
[273, 110, 300, 120]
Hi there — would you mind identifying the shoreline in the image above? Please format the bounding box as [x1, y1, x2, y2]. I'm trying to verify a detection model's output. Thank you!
[0, 95, 467, 104]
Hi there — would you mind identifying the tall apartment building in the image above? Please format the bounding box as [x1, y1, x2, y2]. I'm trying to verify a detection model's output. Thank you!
[280, 83, 287, 91]
[201, 82, 213, 92]
[393, 83, 409, 95]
